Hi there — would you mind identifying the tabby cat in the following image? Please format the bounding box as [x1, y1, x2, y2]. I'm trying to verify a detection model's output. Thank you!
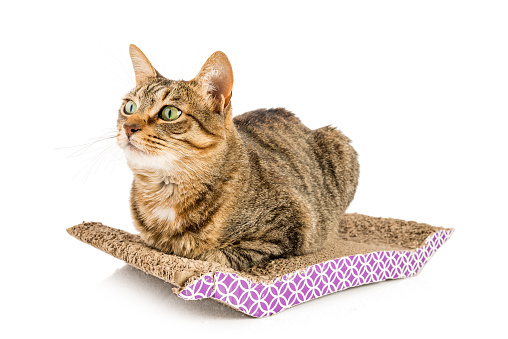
[116, 45, 359, 270]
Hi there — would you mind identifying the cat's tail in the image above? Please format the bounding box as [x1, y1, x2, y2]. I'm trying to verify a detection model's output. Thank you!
[311, 126, 360, 215]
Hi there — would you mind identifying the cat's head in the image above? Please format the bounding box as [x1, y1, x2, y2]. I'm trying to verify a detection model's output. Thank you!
[117, 44, 234, 176]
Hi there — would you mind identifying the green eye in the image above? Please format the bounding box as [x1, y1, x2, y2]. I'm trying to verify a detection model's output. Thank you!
[124, 100, 137, 115]
[160, 106, 182, 121]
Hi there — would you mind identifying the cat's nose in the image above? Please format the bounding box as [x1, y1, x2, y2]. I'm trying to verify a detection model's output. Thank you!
[124, 123, 141, 138]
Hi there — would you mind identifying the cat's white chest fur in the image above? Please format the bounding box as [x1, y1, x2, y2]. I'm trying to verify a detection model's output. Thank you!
[134, 176, 182, 233]
[151, 206, 176, 223]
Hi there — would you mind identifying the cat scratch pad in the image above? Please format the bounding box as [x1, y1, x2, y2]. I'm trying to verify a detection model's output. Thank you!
[67, 213, 453, 317]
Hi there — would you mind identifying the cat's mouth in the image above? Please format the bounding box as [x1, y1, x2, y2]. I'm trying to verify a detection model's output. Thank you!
[125, 140, 146, 154]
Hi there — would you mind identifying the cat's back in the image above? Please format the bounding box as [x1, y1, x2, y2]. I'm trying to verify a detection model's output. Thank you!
[233, 108, 310, 138]
[229, 107, 359, 258]
[233, 108, 319, 190]
[233, 108, 313, 161]
[233, 108, 331, 194]
[233, 108, 317, 200]
[232, 107, 359, 214]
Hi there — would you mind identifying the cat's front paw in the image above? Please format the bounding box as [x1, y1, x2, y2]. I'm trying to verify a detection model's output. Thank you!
[198, 249, 232, 268]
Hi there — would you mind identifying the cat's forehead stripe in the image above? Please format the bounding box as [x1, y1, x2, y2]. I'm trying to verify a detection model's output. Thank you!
[147, 83, 166, 94]
[161, 88, 172, 101]
[133, 80, 166, 97]
[133, 81, 182, 103]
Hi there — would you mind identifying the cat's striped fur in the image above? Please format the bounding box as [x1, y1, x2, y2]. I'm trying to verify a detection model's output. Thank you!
[117, 45, 359, 270]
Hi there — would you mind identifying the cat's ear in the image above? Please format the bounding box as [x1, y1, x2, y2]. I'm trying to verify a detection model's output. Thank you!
[129, 44, 161, 85]
[193, 51, 234, 110]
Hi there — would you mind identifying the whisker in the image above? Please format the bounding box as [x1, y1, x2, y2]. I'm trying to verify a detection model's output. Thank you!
[73, 143, 119, 183]
[95, 42, 136, 87]
[57, 131, 118, 158]
[104, 146, 124, 174]
[70, 139, 118, 158]
[55, 135, 116, 150]
[60, 129, 123, 183]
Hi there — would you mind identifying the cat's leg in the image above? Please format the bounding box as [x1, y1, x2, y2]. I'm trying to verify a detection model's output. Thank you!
[197, 248, 232, 267]
[199, 198, 312, 269]
[198, 241, 284, 270]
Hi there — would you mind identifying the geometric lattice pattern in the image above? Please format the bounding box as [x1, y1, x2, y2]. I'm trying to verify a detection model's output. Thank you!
[178, 229, 453, 317]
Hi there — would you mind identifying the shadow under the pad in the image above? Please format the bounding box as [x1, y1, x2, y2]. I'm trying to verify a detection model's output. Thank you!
[98, 264, 247, 319]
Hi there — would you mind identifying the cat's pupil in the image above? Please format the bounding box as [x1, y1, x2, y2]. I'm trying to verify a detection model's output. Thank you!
[161, 106, 181, 121]
[125, 101, 137, 115]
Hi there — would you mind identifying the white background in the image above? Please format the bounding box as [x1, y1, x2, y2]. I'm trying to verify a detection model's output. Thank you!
[1, 1, 507, 338]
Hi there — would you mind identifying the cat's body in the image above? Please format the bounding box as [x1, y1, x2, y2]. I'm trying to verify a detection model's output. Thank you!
[118, 45, 359, 270]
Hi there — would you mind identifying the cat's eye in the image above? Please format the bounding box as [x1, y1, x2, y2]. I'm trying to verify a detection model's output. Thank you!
[160, 106, 182, 121]
[124, 100, 137, 115]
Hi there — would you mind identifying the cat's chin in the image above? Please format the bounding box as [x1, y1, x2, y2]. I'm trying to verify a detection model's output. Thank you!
[125, 142, 146, 155]
[123, 146, 179, 174]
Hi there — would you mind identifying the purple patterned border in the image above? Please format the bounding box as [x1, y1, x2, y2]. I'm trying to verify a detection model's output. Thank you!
[178, 273, 215, 300]
[177, 229, 453, 317]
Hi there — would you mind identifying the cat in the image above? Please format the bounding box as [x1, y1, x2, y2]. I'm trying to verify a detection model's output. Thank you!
[116, 44, 360, 270]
